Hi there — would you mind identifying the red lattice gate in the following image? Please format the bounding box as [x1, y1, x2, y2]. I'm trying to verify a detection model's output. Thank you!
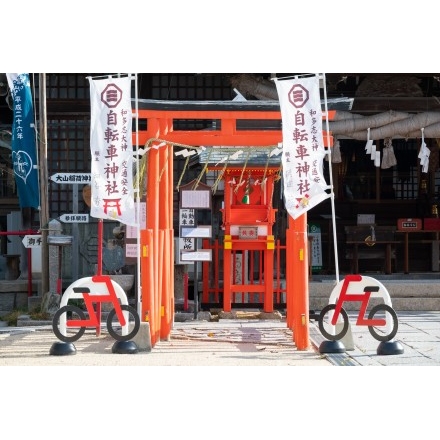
[201, 238, 287, 308]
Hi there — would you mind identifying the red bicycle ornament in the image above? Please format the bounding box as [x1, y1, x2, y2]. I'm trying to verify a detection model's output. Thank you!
[52, 275, 140, 343]
[318, 274, 398, 342]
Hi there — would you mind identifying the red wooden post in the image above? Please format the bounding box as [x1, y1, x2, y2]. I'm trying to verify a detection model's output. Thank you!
[146, 147, 160, 346]
[264, 238, 274, 312]
[159, 144, 172, 340]
[141, 229, 155, 345]
[290, 213, 310, 350]
[285, 227, 294, 330]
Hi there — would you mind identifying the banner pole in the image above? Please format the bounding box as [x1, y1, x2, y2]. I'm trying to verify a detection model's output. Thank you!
[38, 73, 50, 297]
[133, 73, 142, 317]
[321, 73, 340, 283]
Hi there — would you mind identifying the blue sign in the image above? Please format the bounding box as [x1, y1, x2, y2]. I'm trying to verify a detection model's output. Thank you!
[7, 73, 40, 209]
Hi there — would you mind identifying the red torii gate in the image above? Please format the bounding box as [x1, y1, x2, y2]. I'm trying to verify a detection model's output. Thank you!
[133, 99, 335, 350]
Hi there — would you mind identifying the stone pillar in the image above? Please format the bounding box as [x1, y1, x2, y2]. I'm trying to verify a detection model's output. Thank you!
[174, 264, 186, 309]
[48, 219, 63, 295]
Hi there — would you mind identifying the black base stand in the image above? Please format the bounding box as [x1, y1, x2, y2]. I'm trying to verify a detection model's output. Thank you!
[112, 340, 139, 354]
[49, 342, 77, 356]
[318, 340, 346, 354]
[377, 340, 405, 355]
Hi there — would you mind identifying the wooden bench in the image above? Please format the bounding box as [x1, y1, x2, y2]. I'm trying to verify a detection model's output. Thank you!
[345, 226, 398, 274]
[395, 230, 440, 273]
[0, 278, 38, 310]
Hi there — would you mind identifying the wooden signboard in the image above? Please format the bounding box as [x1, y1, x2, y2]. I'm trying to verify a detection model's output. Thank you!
[179, 180, 212, 209]
[397, 218, 422, 231]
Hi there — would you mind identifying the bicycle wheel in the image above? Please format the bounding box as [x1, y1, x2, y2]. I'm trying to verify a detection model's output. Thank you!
[367, 304, 398, 342]
[106, 304, 140, 342]
[52, 305, 86, 343]
[318, 304, 349, 341]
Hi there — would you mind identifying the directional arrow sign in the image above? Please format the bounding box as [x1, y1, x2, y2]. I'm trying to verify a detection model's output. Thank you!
[50, 173, 91, 184]
[59, 213, 89, 223]
[22, 235, 42, 248]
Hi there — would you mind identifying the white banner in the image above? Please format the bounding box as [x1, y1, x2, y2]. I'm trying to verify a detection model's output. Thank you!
[275, 75, 330, 219]
[88, 76, 136, 225]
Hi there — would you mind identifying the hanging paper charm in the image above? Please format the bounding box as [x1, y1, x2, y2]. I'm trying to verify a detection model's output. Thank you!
[418, 128, 430, 173]
[331, 137, 342, 163]
[381, 138, 397, 169]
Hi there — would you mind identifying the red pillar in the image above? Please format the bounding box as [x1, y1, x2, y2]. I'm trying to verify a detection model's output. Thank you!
[263, 240, 274, 313]
[289, 213, 310, 350]
[159, 145, 172, 340]
[223, 244, 232, 312]
[145, 147, 160, 345]
[167, 145, 175, 330]
[140, 229, 156, 345]
[285, 226, 294, 330]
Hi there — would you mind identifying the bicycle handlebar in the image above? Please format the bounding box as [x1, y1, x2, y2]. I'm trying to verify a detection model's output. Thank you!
[73, 287, 91, 294]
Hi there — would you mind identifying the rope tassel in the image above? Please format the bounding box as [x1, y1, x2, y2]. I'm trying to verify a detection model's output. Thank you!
[242, 173, 252, 204]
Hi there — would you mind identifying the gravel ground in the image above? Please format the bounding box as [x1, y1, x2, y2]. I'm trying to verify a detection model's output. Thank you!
[0, 320, 332, 366]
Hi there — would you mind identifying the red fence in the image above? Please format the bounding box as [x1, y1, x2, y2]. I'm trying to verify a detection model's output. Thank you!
[201, 238, 287, 307]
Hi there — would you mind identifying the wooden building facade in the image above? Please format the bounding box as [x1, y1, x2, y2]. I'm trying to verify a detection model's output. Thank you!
[1, 73, 440, 284]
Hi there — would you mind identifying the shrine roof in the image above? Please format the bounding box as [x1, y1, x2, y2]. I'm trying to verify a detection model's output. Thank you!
[136, 98, 353, 112]
[197, 146, 282, 168]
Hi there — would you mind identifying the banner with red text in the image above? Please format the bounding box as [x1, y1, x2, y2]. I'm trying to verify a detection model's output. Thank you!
[274, 75, 330, 219]
[88, 76, 136, 226]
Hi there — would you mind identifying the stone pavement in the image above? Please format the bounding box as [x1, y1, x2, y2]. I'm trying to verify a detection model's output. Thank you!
[0, 311, 439, 366]
[309, 310, 440, 366]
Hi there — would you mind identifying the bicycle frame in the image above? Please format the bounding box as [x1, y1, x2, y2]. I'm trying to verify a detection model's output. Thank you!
[67, 275, 127, 329]
[57, 275, 130, 337]
[331, 274, 386, 327]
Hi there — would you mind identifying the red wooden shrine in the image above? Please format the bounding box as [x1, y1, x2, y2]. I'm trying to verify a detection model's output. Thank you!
[217, 166, 279, 313]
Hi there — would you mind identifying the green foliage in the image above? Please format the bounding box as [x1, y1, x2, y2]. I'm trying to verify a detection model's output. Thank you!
[1, 309, 24, 326]
[1, 305, 50, 326]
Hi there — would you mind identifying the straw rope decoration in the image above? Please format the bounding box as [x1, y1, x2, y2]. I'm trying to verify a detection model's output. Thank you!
[176, 155, 190, 191]
[261, 149, 271, 185]
[274, 165, 283, 182]
[235, 149, 251, 194]
[158, 143, 170, 181]
[211, 154, 231, 194]
[136, 138, 202, 192]
[134, 149, 148, 198]
[134, 139, 284, 197]
[193, 148, 212, 189]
